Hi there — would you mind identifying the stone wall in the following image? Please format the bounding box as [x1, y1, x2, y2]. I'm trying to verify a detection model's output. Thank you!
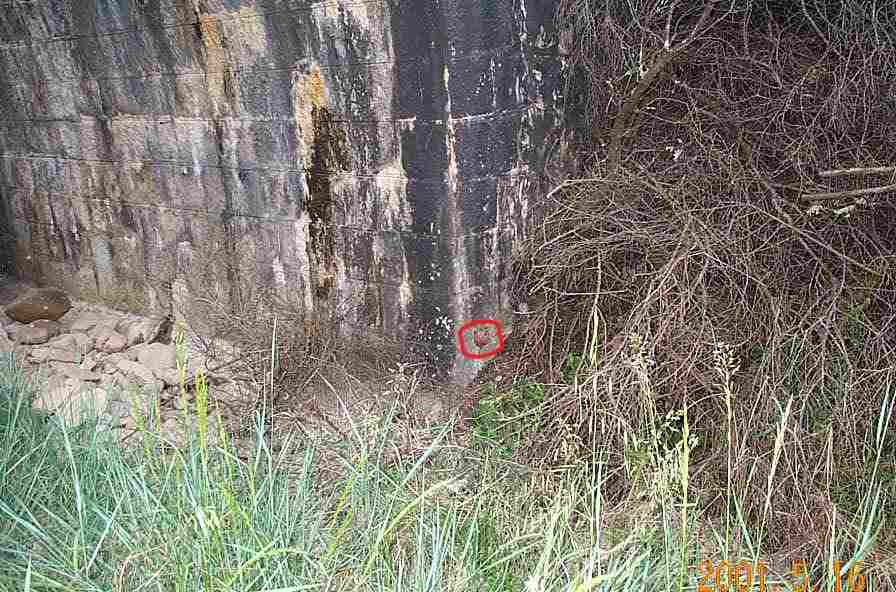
[0, 0, 568, 380]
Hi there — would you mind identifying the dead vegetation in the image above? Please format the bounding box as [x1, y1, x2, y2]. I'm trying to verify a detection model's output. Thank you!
[174, 236, 403, 440]
[514, 0, 896, 566]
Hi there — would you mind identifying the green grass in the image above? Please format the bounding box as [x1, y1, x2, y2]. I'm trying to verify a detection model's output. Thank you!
[0, 349, 889, 591]
[471, 381, 544, 459]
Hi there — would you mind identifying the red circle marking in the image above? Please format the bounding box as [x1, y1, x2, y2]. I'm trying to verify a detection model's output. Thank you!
[457, 319, 505, 360]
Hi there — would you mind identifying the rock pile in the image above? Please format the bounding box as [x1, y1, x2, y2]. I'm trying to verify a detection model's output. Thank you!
[0, 286, 462, 461]
[1, 288, 252, 448]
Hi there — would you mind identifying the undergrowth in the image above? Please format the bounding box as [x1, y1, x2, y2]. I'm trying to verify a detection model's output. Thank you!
[509, 0, 896, 575]
[1, 341, 889, 590]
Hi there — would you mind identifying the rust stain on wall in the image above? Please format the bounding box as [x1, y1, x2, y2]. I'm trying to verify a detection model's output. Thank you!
[2, 0, 565, 380]
[198, 14, 222, 49]
[307, 106, 348, 215]
[304, 66, 327, 108]
[195, 12, 235, 115]
[292, 64, 349, 301]
[307, 105, 349, 297]
[292, 64, 328, 165]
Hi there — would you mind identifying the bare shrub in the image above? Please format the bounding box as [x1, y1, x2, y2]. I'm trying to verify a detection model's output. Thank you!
[174, 232, 402, 434]
[517, 0, 896, 561]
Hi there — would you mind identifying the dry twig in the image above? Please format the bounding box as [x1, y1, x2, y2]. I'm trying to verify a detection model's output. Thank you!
[514, 0, 896, 559]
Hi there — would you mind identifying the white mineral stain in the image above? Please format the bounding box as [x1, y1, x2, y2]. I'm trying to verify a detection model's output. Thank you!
[322, 0, 373, 29]
[444, 63, 479, 379]
[292, 213, 314, 311]
[375, 158, 411, 229]
[190, 135, 202, 177]
[444, 65, 466, 301]
[398, 277, 412, 312]
[397, 117, 416, 132]
[236, 7, 268, 54]
[272, 255, 286, 287]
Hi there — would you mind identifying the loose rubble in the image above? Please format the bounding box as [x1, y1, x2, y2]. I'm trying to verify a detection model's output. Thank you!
[1, 296, 252, 449]
[0, 284, 465, 464]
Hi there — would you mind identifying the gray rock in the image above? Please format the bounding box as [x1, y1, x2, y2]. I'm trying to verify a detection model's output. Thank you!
[86, 386, 109, 416]
[69, 314, 100, 333]
[71, 332, 92, 351]
[123, 343, 142, 361]
[29, 345, 79, 364]
[46, 333, 78, 351]
[101, 371, 128, 389]
[17, 320, 62, 345]
[50, 361, 102, 383]
[32, 375, 73, 413]
[18, 326, 51, 345]
[80, 351, 102, 372]
[4, 288, 72, 323]
[106, 398, 131, 421]
[137, 342, 176, 375]
[0, 326, 14, 352]
[157, 368, 182, 387]
[123, 315, 170, 347]
[94, 329, 127, 353]
[33, 377, 106, 426]
[101, 353, 125, 371]
[88, 320, 121, 339]
[86, 311, 127, 331]
[114, 358, 161, 387]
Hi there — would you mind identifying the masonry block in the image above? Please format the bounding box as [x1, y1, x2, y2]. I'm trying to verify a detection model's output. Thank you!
[452, 113, 518, 177]
[1, 0, 565, 382]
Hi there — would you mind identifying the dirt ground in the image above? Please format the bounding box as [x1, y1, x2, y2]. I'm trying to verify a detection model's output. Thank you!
[0, 274, 494, 466]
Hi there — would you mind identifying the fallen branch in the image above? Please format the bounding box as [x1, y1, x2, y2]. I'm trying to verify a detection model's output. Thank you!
[802, 183, 896, 202]
[744, 202, 883, 278]
[607, 0, 722, 172]
[818, 166, 896, 178]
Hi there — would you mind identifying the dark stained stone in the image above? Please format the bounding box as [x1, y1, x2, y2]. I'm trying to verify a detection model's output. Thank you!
[5, 288, 72, 323]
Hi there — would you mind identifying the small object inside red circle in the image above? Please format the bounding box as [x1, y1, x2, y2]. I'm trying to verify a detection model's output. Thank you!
[457, 319, 505, 360]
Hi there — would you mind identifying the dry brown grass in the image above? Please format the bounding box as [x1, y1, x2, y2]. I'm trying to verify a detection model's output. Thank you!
[172, 233, 404, 442]
[513, 0, 896, 569]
